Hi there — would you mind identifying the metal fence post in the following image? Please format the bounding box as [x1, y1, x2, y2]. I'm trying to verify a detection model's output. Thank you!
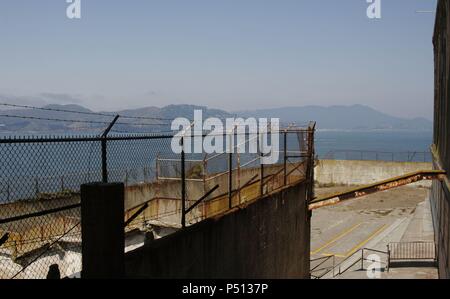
[237, 150, 241, 204]
[387, 245, 390, 272]
[283, 130, 287, 186]
[260, 157, 264, 196]
[228, 151, 233, 209]
[81, 182, 124, 279]
[181, 137, 186, 228]
[361, 249, 364, 270]
[101, 115, 119, 183]
[257, 131, 264, 196]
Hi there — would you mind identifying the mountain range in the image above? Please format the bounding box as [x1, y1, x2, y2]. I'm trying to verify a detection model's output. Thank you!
[0, 103, 432, 133]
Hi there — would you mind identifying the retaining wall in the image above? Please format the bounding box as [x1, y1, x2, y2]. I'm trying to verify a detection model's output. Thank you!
[315, 160, 432, 187]
[125, 181, 310, 279]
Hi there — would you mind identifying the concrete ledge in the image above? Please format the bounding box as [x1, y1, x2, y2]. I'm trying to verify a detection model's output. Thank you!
[315, 160, 432, 187]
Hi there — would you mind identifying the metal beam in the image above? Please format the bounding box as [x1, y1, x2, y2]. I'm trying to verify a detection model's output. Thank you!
[309, 170, 446, 210]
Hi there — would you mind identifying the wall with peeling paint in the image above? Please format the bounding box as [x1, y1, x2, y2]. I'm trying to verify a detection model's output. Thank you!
[124, 181, 310, 279]
[315, 159, 432, 187]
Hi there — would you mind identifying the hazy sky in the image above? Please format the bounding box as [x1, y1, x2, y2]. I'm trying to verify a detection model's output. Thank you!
[0, 0, 437, 119]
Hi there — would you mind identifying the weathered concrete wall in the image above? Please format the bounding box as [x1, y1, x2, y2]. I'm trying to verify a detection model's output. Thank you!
[124, 162, 305, 228]
[428, 0, 449, 279]
[125, 181, 310, 279]
[314, 159, 432, 187]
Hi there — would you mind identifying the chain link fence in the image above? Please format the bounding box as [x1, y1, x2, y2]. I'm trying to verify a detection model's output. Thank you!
[0, 125, 316, 279]
[0, 133, 173, 279]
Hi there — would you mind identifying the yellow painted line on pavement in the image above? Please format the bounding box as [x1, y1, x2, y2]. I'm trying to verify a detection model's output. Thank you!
[311, 222, 362, 255]
[343, 224, 388, 257]
[321, 253, 346, 258]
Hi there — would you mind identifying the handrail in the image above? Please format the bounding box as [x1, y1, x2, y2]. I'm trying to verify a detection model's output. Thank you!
[124, 203, 149, 227]
[335, 249, 364, 276]
[185, 185, 220, 214]
[331, 247, 389, 278]
[310, 255, 335, 272]
[363, 247, 389, 256]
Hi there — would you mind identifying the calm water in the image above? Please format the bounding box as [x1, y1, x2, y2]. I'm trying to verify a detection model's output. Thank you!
[0, 130, 433, 202]
[315, 130, 432, 160]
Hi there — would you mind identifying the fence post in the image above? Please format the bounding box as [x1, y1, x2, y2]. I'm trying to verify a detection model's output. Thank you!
[237, 151, 241, 204]
[203, 154, 207, 193]
[101, 115, 120, 183]
[283, 130, 287, 186]
[7, 181, 10, 202]
[155, 153, 160, 181]
[258, 131, 264, 196]
[361, 249, 364, 270]
[228, 151, 233, 209]
[181, 137, 186, 228]
[386, 245, 390, 272]
[81, 182, 124, 279]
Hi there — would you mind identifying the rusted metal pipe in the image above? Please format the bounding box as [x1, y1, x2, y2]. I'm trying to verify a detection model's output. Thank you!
[309, 170, 446, 210]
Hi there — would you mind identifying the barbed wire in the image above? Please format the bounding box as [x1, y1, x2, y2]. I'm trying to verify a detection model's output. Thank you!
[0, 114, 173, 127]
[0, 114, 112, 125]
[0, 102, 178, 121]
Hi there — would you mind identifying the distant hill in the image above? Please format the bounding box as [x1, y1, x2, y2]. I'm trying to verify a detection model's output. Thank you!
[236, 104, 432, 131]
[0, 104, 232, 133]
[0, 103, 432, 133]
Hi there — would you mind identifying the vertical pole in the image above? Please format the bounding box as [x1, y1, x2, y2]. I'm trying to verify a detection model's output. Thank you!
[259, 128, 264, 196]
[332, 255, 335, 277]
[237, 151, 241, 204]
[7, 181, 10, 202]
[260, 158, 264, 196]
[101, 138, 108, 183]
[361, 249, 364, 270]
[236, 127, 240, 204]
[387, 245, 390, 272]
[228, 151, 233, 209]
[81, 182, 124, 279]
[283, 130, 287, 186]
[35, 177, 39, 197]
[203, 155, 207, 193]
[181, 137, 186, 228]
[101, 115, 120, 183]
[155, 153, 160, 181]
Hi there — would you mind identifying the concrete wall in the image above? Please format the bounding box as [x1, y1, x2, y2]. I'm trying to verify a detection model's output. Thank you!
[124, 181, 310, 279]
[314, 159, 432, 187]
[124, 162, 305, 228]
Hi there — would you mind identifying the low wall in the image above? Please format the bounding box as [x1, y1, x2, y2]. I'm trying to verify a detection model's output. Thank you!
[124, 162, 304, 228]
[314, 159, 432, 187]
[125, 181, 310, 279]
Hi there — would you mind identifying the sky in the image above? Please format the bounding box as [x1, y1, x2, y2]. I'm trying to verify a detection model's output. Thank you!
[0, 0, 437, 119]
